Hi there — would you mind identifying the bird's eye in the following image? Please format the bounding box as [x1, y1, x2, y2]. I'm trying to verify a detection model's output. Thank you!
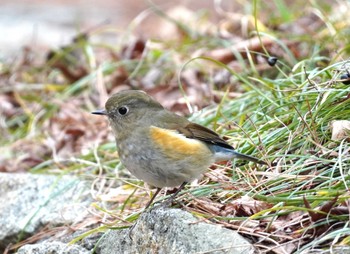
[117, 106, 129, 115]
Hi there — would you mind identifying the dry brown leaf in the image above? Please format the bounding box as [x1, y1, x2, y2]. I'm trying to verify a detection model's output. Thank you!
[0, 139, 49, 172]
[145, 81, 213, 115]
[203, 36, 274, 64]
[219, 14, 268, 39]
[156, 6, 216, 40]
[331, 120, 350, 141]
[0, 94, 21, 118]
[47, 35, 89, 83]
[222, 195, 272, 217]
[264, 241, 300, 254]
[279, 12, 323, 36]
[120, 38, 146, 60]
[45, 99, 109, 158]
[304, 196, 340, 222]
[190, 197, 224, 216]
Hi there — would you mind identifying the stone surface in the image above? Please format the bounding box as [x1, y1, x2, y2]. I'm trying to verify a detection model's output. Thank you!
[96, 206, 255, 254]
[0, 173, 92, 252]
[3, 172, 255, 253]
[332, 247, 350, 254]
[17, 241, 90, 254]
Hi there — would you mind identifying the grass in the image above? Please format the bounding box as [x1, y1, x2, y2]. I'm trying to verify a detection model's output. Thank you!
[1, 0, 350, 253]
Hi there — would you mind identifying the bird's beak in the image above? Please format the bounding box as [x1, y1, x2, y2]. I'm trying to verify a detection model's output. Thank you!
[91, 109, 107, 115]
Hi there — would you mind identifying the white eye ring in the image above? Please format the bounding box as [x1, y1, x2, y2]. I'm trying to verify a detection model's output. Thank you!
[117, 106, 129, 115]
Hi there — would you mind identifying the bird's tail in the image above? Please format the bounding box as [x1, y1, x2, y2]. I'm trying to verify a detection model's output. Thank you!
[232, 150, 267, 165]
[211, 145, 266, 165]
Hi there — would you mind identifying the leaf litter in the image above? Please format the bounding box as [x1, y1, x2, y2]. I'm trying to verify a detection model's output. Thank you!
[2, 1, 350, 253]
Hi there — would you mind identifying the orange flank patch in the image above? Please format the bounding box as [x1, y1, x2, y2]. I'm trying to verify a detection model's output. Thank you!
[149, 126, 211, 159]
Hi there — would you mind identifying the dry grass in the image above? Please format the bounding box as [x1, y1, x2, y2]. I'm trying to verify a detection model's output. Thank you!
[1, 0, 350, 253]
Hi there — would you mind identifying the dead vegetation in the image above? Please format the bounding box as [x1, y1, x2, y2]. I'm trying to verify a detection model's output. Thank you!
[1, 1, 350, 253]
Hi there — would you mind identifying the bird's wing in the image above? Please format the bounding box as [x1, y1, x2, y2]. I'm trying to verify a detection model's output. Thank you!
[179, 123, 267, 165]
[156, 110, 233, 149]
[178, 122, 234, 149]
[154, 111, 266, 165]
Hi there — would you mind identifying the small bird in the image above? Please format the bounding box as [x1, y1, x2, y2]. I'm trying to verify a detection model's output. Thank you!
[92, 90, 265, 208]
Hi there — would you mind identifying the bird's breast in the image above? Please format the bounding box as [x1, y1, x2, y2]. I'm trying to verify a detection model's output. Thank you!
[115, 125, 215, 188]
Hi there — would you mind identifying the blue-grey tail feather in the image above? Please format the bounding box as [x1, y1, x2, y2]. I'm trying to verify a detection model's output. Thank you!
[209, 145, 266, 165]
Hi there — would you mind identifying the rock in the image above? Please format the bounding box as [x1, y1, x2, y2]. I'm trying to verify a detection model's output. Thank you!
[17, 241, 90, 254]
[0, 173, 92, 252]
[331, 247, 350, 254]
[3, 172, 254, 253]
[96, 206, 255, 254]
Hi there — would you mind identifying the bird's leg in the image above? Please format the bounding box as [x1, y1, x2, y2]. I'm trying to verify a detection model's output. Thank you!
[129, 182, 187, 238]
[163, 181, 188, 207]
[129, 187, 162, 239]
[132, 188, 161, 230]
[144, 187, 162, 210]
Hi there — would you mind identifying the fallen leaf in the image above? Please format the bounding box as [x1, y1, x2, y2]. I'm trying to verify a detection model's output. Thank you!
[202, 36, 274, 64]
[156, 6, 216, 40]
[222, 195, 272, 217]
[331, 120, 350, 141]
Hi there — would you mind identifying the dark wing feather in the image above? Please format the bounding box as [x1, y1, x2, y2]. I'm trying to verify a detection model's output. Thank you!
[178, 122, 234, 149]
[156, 111, 266, 165]
[156, 110, 234, 149]
[180, 123, 267, 165]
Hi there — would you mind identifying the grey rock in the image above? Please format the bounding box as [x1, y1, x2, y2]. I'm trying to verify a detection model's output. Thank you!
[0, 173, 92, 252]
[331, 247, 350, 254]
[17, 241, 90, 254]
[301, 247, 350, 254]
[96, 206, 255, 254]
[3, 172, 255, 253]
